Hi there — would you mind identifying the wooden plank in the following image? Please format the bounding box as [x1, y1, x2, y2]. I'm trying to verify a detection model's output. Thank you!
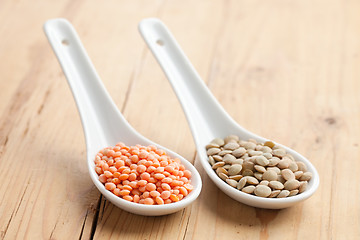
[0, 0, 360, 239]
[0, 0, 160, 239]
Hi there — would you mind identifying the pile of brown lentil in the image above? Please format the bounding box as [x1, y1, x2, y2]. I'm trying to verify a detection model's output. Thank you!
[206, 135, 312, 198]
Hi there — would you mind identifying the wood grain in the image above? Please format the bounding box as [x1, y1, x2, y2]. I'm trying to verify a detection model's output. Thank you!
[0, 0, 359, 239]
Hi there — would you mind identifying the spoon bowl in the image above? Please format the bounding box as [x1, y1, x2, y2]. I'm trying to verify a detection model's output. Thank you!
[44, 18, 201, 216]
[139, 18, 319, 209]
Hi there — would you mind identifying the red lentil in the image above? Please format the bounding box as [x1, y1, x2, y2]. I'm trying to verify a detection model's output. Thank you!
[95, 143, 193, 205]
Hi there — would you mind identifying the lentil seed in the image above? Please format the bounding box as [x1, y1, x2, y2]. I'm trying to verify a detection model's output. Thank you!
[242, 169, 254, 176]
[243, 142, 256, 150]
[229, 175, 243, 181]
[218, 172, 228, 181]
[269, 190, 281, 198]
[261, 146, 272, 153]
[254, 172, 263, 180]
[263, 153, 273, 159]
[288, 161, 299, 172]
[284, 179, 300, 190]
[218, 150, 232, 156]
[226, 179, 238, 188]
[243, 161, 255, 170]
[289, 189, 299, 197]
[299, 172, 312, 181]
[232, 159, 243, 165]
[273, 148, 286, 157]
[232, 147, 246, 157]
[207, 148, 221, 156]
[267, 166, 281, 174]
[242, 153, 249, 159]
[223, 164, 231, 170]
[208, 156, 215, 166]
[254, 165, 266, 173]
[262, 170, 278, 181]
[268, 157, 280, 166]
[255, 156, 269, 166]
[277, 190, 290, 198]
[206, 143, 220, 149]
[224, 142, 240, 150]
[294, 171, 303, 179]
[237, 177, 247, 190]
[296, 161, 307, 172]
[277, 159, 290, 169]
[299, 181, 307, 193]
[246, 176, 259, 185]
[212, 162, 225, 169]
[223, 154, 236, 164]
[281, 169, 295, 180]
[277, 175, 286, 184]
[216, 167, 228, 175]
[213, 155, 223, 162]
[259, 180, 269, 186]
[248, 150, 263, 157]
[269, 181, 284, 190]
[254, 185, 272, 197]
[242, 185, 256, 194]
[264, 141, 275, 148]
[228, 164, 242, 175]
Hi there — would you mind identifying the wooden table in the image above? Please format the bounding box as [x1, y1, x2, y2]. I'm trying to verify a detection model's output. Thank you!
[1, 0, 359, 239]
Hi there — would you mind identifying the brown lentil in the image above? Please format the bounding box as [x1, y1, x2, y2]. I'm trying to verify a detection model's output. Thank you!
[284, 179, 300, 190]
[212, 162, 225, 169]
[262, 170, 278, 181]
[207, 148, 221, 156]
[237, 177, 247, 190]
[254, 185, 272, 197]
[269, 181, 284, 190]
[224, 142, 240, 150]
[228, 164, 242, 175]
[299, 181, 307, 193]
[254, 165, 266, 173]
[229, 175, 243, 181]
[281, 169, 295, 180]
[218, 172, 228, 181]
[299, 172, 313, 181]
[269, 190, 281, 198]
[242, 185, 256, 194]
[226, 178, 238, 188]
[259, 180, 269, 186]
[289, 189, 299, 197]
[205, 136, 312, 198]
[277, 190, 290, 198]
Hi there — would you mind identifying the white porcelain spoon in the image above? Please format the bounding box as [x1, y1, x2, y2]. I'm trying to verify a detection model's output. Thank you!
[139, 18, 319, 209]
[43, 18, 201, 216]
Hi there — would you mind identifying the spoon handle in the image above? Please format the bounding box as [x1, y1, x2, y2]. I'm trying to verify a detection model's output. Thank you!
[139, 18, 245, 148]
[44, 19, 134, 153]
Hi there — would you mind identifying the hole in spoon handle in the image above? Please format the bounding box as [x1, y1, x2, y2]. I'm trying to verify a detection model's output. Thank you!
[61, 39, 69, 46]
[156, 39, 164, 46]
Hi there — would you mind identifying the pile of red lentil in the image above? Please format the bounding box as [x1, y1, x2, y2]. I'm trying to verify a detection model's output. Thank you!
[94, 142, 193, 205]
